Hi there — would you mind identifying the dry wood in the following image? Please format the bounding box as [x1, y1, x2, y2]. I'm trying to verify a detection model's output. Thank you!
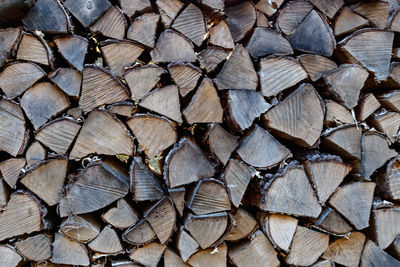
[49, 68, 82, 98]
[223, 159, 253, 207]
[89, 225, 123, 255]
[391, 235, 400, 259]
[352, 1, 391, 29]
[102, 198, 138, 229]
[276, 0, 313, 35]
[0, 179, 8, 208]
[164, 248, 189, 267]
[168, 63, 201, 97]
[329, 182, 375, 230]
[256, 163, 321, 218]
[256, 0, 284, 17]
[15, 234, 52, 262]
[188, 242, 227, 267]
[237, 125, 291, 169]
[124, 65, 165, 100]
[225, 1, 256, 42]
[169, 187, 185, 216]
[156, 0, 184, 28]
[127, 13, 159, 48]
[51, 233, 90, 266]
[371, 111, 400, 143]
[100, 40, 144, 76]
[17, 33, 51, 66]
[298, 54, 337, 82]
[58, 159, 129, 216]
[90, 6, 126, 40]
[21, 82, 69, 130]
[206, 124, 237, 166]
[151, 30, 196, 63]
[208, 21, 234, 49]
[377, 155, 400, 201]
[357, 93, 381, 121]
[0, 158, 25, 189]
[119, 0, 151, 17]
[129, 242, 166, 267]
[391, 9, 400, 32]
[107, 101, 135, 117]
[259, 56, 308, 97]
[214, 44, 258, 90]
[228, 230, 279, 267]
[263, 83, 324, 147]
[54, 36, 88, 71]
[322, 232, 365, 266]
[313, 207, 353, 235]
[80, 65, 130, 113]
[286, 226, 329, 266]
[26, 141, 46, 166]
[360, 239, 400, 267]
[334, 6, 369, 36]
[226, 208, 257, 241]
[378, 90, 400, 112]
[123, 219, 156, 245]
[60, 214, 100, 243]
[247, 27, 293, 58]
[64, 0, 110, 28]
[0, 62, 45, 99]
[256, 11, 270, 27]
[0, 27, 21, 67]
[176, 229, 199, 261]
[197, 46, 230, 73]
[372, 207, 400, 249]
[338, 29, 393, 82]
[309, 0, 344, 19]
[258, 213, 298, 252]
[324, 100, 354, 126]
[0, 245, 22, 267]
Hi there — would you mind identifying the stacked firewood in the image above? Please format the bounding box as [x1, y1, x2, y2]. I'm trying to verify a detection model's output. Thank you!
[0, 0, 400, 266]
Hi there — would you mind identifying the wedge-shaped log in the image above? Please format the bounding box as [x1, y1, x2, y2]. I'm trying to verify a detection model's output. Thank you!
[54, 35, 88, 71]
[206, 124, 238, 166]
[15, 234, 52, 262]
[172, 3, 206, 46]
[102, 198, 138, 229]
[226, 209, 257, 242]
[223, 159, 253, 208]
[0, 158, 25, 189]
[168, 63, 201, 97]
[90, 6, 126, 40]
[298, 54, 337, 82]
[51, 233, 90, 266]
[127, 12, 159, 48]
[151, 30, 195, 63]
[88, 225, 123, 255]
[225, 1, 256, 42]
[124, 65, 165, 100]
[322, 232, 365, 266]
[60, 214, 100, 243]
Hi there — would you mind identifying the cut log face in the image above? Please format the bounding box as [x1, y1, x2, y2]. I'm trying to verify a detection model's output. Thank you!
[198, 46, 230, 73]
[289, 10, 336, 56]
[102, 198, 138, 229]
[151, 30, 195, 63]
[89, 226, 123, 254]
[80, 66, 130, 113]
[0, 245, 22, 267]
[223, 159, 253, 208]
[225, 1, 256, 42]
[237, 125, 291, 169]
[256, 11, 270, 27]
[226, 208, 257, 241]
[58, 159, 129, 216]
[17, 33, 50, 66]
[0, 27, 21, 67]
[258, 213, 298, 252]
[169, 187, 185, 216]
[187, 178, 231, 215]
[214, 44, 258, 90]
[304, 153, 352, 204]
[201, 0, 224, 13]
[26, 141, 46, 166]
[54, 36, 88, 71]
[357, 93, 381, 121]
[286, 226, 329, 266]
[184, 212, 228, 249]
[247, 27, 293, 58]
[339, 29, 394, 82]
[183, 78, 223, 124]
[371, 111, 400, 143]
[228, 230, 279, 267]
[313, 207, 353, 235]
[123, 219, 156, 245]
[176, 229, 199, 262]
[372, 207, 400, 249]
[263, 83, 324, 147]
[361, 132, 397, 180]
[360, 239, 400, 267]
[0, 192, 46, 242]
[15, 234, 52, 262]
[298, 54, 337, 82]
[49, 68, 82, 98]
[276, 0, 313, 35]
[188, 242, 227, 267]
[35, 118, 81, 155]
[324, 100, 353, 126]
[127, 13, 159, 48]
[60, 214, 101, 243]
[51, 233, 90, 266]
[207, 124, 238, 166]
[64, 0, 110, 28]
[172, 3, 206, 46]
[225, 90, 271, 132]
[100, 40, 144, 76]
[256, 0, 284, 17]
[144, 197, 176, 244]
[156, 0, 184, 27]
[69, 110, 133, 159]
[377, 155, 400, 201]
[168, 63, 201, 97]
[322, 232, 365, 266]
[258, 163, 321, 218]
[0, 179, 7, 209]
[352, 1, 391, 29]
[322, 125, 362, 160]
[310, 0, 344, 19]
[0, 99, 28, 157]
[329, 182, 375, 230]
[124, 65, 165, 100]
[119, 0, 151, 17]
[21, 82, 70, 130]
[334, 6, 369, 36]
[129, 242, 166, 267]
[21, 158, 67, 206]
[107, 101, 135, 117]
[259, 56, 308, 97]
[209, 21, 234, 49]
[391, 10, 400, 33]
[378, 90, 400, 113]
[0, 158, 25, 189]
[0, 62, 45, 99]
[90, 6, 126, 39]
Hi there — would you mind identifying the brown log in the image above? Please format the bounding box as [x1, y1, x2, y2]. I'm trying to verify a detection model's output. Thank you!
[169, 187, 185, 216]
[124, 65, 165, 100]
[25, 141, 46, 166]
[208, 21, 234, 49]
[334, 6, 369, 36]
[129, 242, 166, 267]
[225, 2, 256, 42]
[0, 245, 22, 267]
[49, 68, 82, 98]
[309, 0, 344, 19]
[322, 232, 365, 266]
[226, 208, 257, 242]
[127, 13, 159, 48]
[247, 27, 293, 58]
[371, 110, 400, 143]
[15, 234, 52, 262]
[164, 247, 190, 267]
[312, 207, 353, 235]
[168, 63, 201, 97]
[188, 242, 227, 267]
[357, 93, 381, 121]
[360, 239, 400, 266]
[377, 155, 400, 201]
[123, 219, 156, 245]
[119, 0, 151, 17]
[88, 225, 124, 255]
[206, 124, 238, 166]
[352, 0, 391, 29]
[298, 54, 337, 82]
[90, 6, 126, 39]
[324, 100, 354, 126]
[197, 46, 230, 73]
[101, 198, 139, 229]
[176, 229, 199, 262]
[17, 33, 52, 66]
[256, 0, 284, 17]
[155, 0, 184, 28]
[372, 207, 400, 249]
[51, 233, 90, 266]
[0, 158, 25, 189]
[378, 90, 400, 112]
[107, 101, 135, 117]
[60, 214, 101, 243]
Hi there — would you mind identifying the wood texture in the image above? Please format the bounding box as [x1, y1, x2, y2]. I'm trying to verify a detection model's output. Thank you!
[54, 35, 88, 71]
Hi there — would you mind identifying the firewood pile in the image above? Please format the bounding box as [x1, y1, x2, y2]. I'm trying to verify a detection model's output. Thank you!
[1, 0, 400, 266]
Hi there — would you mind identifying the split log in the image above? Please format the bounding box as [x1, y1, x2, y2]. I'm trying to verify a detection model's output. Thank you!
[129, 242, 166, 267]
[0, 158, 25, 189]
[309, 0, 344, 19]
[357, 93, 381, 121]
[371, 111, 400, 143]
[256, 0, 284, 17]
[360, 239, 400, 267]
[26, 141, 46, 166]
[100, 40, 144, 76]
[58, 159, 129, 216]
[80, 65, 130, 113]
[51, 233, 90, 266]
[21, 82, 70, 130]
[338, 29, 394, 82]
[214, 44, 258, 90]
[0, 179, 8, 208]
[372, 207, 400, 249]
[187, 178, 231, 215]
[119, 0, 151, 17]
[17, 33, 51, 66]
[225, 1, 256, 42]
[378, 90, 400, 112]
[391, 10, 400, 32]
[176, 229, 199, 262]
[208, 21, 234, 49]
[168, 63, 201, 97]
[101, 198, 138, 229]
[377, 155, 400, 201]
[322, 232, 365, 266]
[88, 225, 123, 255]
[107, 101, 135, 117]
[329, 182, 375, 230]
[90, 6, 126, 39]
[259, 56, 308, 97]
[263, 83, 325, 147]
[352, 1, 391, 29]
[324, 100, 354, 126]
[124, 65, 165, 100]
[0, 245, 22, 267]
[0, 62, 45, 99]
[312, 207, 353, 235]
[229, 230, 279, 267]
[226, 208, 257, 241]
[237, 125, 291, 169]
[334, 6, 369, 36]
[254, 163, 321, 218]
[298, 54, 337, 82]
[256, 11, 270, 27]
[59, 214, 101, 243]
[258, 213, 298, 252]
[391, 235, 400, 259]
[0, 27, 21, 67]
[123, 219, 156, 245]
[197, 46, 230, 73]
[206, 124, 237, 166]
[276, 0, 313, 35]
[183, 78, 223, 124]
[155, 0, 184, 28]
[127, 13, 159, 48]
[164, 247, 189, 267]
[49, 68, 82, 98]
[54, 35, 88, 71]
[188, 242, 227, 267]
[169, 187, 185, 216]
[64, 0, 111, 28]
[15, 234, 52, 262]
[223, 159, 253, 207]
[247, 27, 293, 58]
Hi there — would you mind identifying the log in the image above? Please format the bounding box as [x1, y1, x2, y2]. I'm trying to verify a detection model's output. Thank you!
[357, 93, 381, 121]
[59, 214, 100, 243]
[188, 242, 227, 267]
[0, 245, 22, 267]
[256, 0, 284, 17]
[276, 0, 313, 35]
[372, 207, 400, 249]
[206, 124, 238, 166]
[225, 2, 256, 42]
[0, 179, 8, 208]
[101, 198, 138, 229]
[107, 101, 135, 117]
[371, 110, 400, 143]
[322, 232, 365, 266]
[225, 208, 257, 241]
[176, 229, 199, 262]
[169, 187, 185, 216]
[15, 234, 52, 262]
[155, 0, 184, 28]
[90, 6, 126, 39]
[0, 158, 25, 189]
[360, 239, 400, 267]
[309, 0, 344, 19]
[378, 90, 400, 112]
[54, 35, 88, 71]
[223, 159, 253, 207]
[25, 141, 46, 166]
[64, 0, 111, 28]
[0, 27, 21, 68]
[49, 68, 82, 98]
[165, 247, 190, 267]
[168, 63, 201, 97]
[129, 242, 166, 267]
[197, 46, 230, 73]
[312, 207, 353, 235]
[51, 233, 90, 266]
[246, 27, 293, 58]
[17, 33, 52, 66]
[377, 155, 400, 201]
[88, 225, 123, 255]
[298, 54, 337, 82]
[123, 219, 156, 245]
[324, 100, 354, 126]
[334, 6, 369, 36]
[119, 0, 151, 17]
[208, 21, 234, 49]
[124, 65, 165, 100]
[127, 13, 159, 48]
[352, 0, 391, 29]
